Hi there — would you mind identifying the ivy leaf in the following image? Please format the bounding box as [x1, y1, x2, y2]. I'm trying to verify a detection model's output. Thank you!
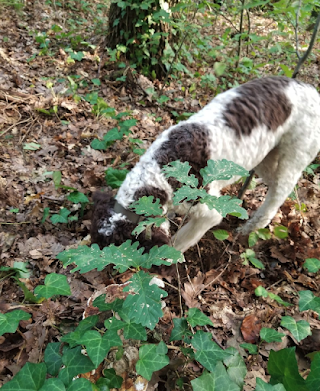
[66, 378, 94, 391]
[173, 186, 206, 204]
[39, 378, 66, 391]
[123, 321, 147, 341]
[58, 346, 95, 386]
[299, 290, 320, 316]
[170, 318, 192, 342]
[200, 194, 248, 219]
[1, 362, 47, 391]
[105, 168, 129, 189]
[96, 368, 123, 389]
[306, 352, 320, 391]
[260, 328, 285, 343]
[280, 316, 311, 342]
[191, 362, 240, 391]
[67, 191, 89, 204]
[255, 378, 286, 391]
[44, 342, 63, 376]
[61, 315, 99, 348]
[200, 159, 249, 187]
[34, 273, 71, 299]
[187, 308, 214, 327]
[80, 330, 111, 367]
[132, 217, 166, 236]
[268, 347, 307, 391]
[57, 244, 114, 273]
[130, 196, 163, 216]
[303, 258, 320, 273]
[123, 271, 168, 330]
[0, 310, 31, 336]
[162, 160, 198, 188]
[191, 331, 233, 372]
[93, 296, 124, 312]
[50, 208, 71, 224]
[136, 342, 169, 381]
[240, 343, 258, 354]
[224, 350, 247, 389]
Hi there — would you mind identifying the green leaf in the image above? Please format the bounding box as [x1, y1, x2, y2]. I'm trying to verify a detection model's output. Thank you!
[273, 225, 288, 239]
[0, 310, 31, 336]
[260, 328, 285, 343]
[303, 258, 320, 273]
[240, 343, 258, 354]
[93, 296, 123, 312]
[200, 159, 249, 188]
[23, 142, 41, 150]
[41, 207, 50, 223]
[268, 347, 307, 391]
[130, 196, 163, 216]
[224, 350, 247, 388]
[191, 362, 240, 391]
[123, 321, 147, 341]
[201, 194, 248, 219]
[187, 308, 214, 327]
[173, 186, 206, 204]
[80, 330, 112, 367]
[59, 346, 95, 386]
[299, 290, 320, 316]
[53, 171, 62, 188]
[39, 378, 66, 391]
[70, 51, 84, 61]
[162, 160, 198, 188]
[67, 191, 89, 204]
[132, 217, 166, 236]
[91, 138, 107, 150]
[306, 352, 320, 391]
[192, 331, 233, 372]
[123, 270, 168, 330]
[44, 342, 63, 376]
[279, 64, 293, 78]
[212, 229, 229, 240]
[66, 378, 94, 391]
[109, 241, 145, 272]
[34, 273, 71, 299]
[105, 168, 129, 189]
[280, 316, 311, 342]
[97, 368, 122, 389]
[170, 318, 192, 342]
[136, 342, 169, 381]
[61, 315, 99, 347]
[144, 245, 184, 268]
[1, 362, 47, 391]
[50, 208, 71, 224]
[255, 378, 286, 391]
[214, 62, 227, 76]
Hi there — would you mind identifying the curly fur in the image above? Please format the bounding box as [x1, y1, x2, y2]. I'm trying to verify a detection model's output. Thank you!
[91, 76, 320, 253]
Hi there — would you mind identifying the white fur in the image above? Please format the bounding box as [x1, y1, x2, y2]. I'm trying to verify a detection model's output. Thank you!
[115, 79, 320, 252]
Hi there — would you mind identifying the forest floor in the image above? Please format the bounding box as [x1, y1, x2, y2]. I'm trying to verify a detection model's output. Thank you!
[0, 2, 320, 390]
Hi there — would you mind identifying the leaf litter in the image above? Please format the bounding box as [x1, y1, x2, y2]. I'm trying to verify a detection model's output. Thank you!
[0, 2, 320, 389]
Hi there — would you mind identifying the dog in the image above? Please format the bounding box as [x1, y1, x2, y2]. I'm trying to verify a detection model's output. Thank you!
[91, 76, 320, 253]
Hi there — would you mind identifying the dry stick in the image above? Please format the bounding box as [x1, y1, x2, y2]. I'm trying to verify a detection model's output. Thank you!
[292, 11, 320, 78]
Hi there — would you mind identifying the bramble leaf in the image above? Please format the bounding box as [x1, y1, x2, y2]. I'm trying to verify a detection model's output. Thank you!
[162, 160, 198, 188]
[280, 316, 311, 342]
[200, 159, 249, 187]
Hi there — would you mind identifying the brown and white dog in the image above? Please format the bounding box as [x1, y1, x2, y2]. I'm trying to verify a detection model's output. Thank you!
[91, 77, 320, 253]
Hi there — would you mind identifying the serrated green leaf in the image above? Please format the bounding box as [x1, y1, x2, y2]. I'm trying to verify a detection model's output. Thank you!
[170, 318, 192, 341]
[110, 241, 146, 272]
[66, 378, 94, 391]
[123, 270, 168, 329]
[44, 342, 63, 376]
[306, 352, 320, 391]
[23, 142, 41, 151]
[240, 343, 258, 354]
[191, 362, 240, 391]
[280, 316, 311, 342]
[200, 159, 249, 188]
[39, 378, 66, 391]
[144, 245, 184, 268]
[200, 194, 248, 219]
[67, 191, 89, 204]
[59, 346, 95, 386]
[303, 258, 320, 273]
[130, 196, 163, 216]
[105, 168, 129, 189]
[192, 331, 233, 372]
[187, 308, 214, 327]
[255, 378, 286, 391]
[173, 186, 206, 204]
[0, 310, 31, 336]
[132, 217, 166, 236]
[260, 328, 285, 343]
[212, 229, 229, 240]
[162, 160, 198, 188]
[299, 290, 320, 316]
[80, 330, 112, 367]
[34, 273, 71, 299]
[1, 362, 47, 391]
[268, 347, 307, 391]
[136, 343, 169, 381]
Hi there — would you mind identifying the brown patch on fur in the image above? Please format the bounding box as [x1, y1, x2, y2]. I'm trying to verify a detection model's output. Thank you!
[133, 186, 168, 205]
[223, 77, 292, 136]
[155, 123, 211, 188]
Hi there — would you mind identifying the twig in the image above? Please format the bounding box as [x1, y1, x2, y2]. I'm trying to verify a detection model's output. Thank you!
[238, 169, 255, 200]
[236, 0, 246, 68]
[175, 263, 183, 318]
[292, 11, 320, 78]
[294, 0, 302, 60]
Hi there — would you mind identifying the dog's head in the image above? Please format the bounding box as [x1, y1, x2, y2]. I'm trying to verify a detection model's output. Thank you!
[90, 191, 170, 251]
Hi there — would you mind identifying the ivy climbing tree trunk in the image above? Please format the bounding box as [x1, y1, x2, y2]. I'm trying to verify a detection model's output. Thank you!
[106, 0, 179, 79]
